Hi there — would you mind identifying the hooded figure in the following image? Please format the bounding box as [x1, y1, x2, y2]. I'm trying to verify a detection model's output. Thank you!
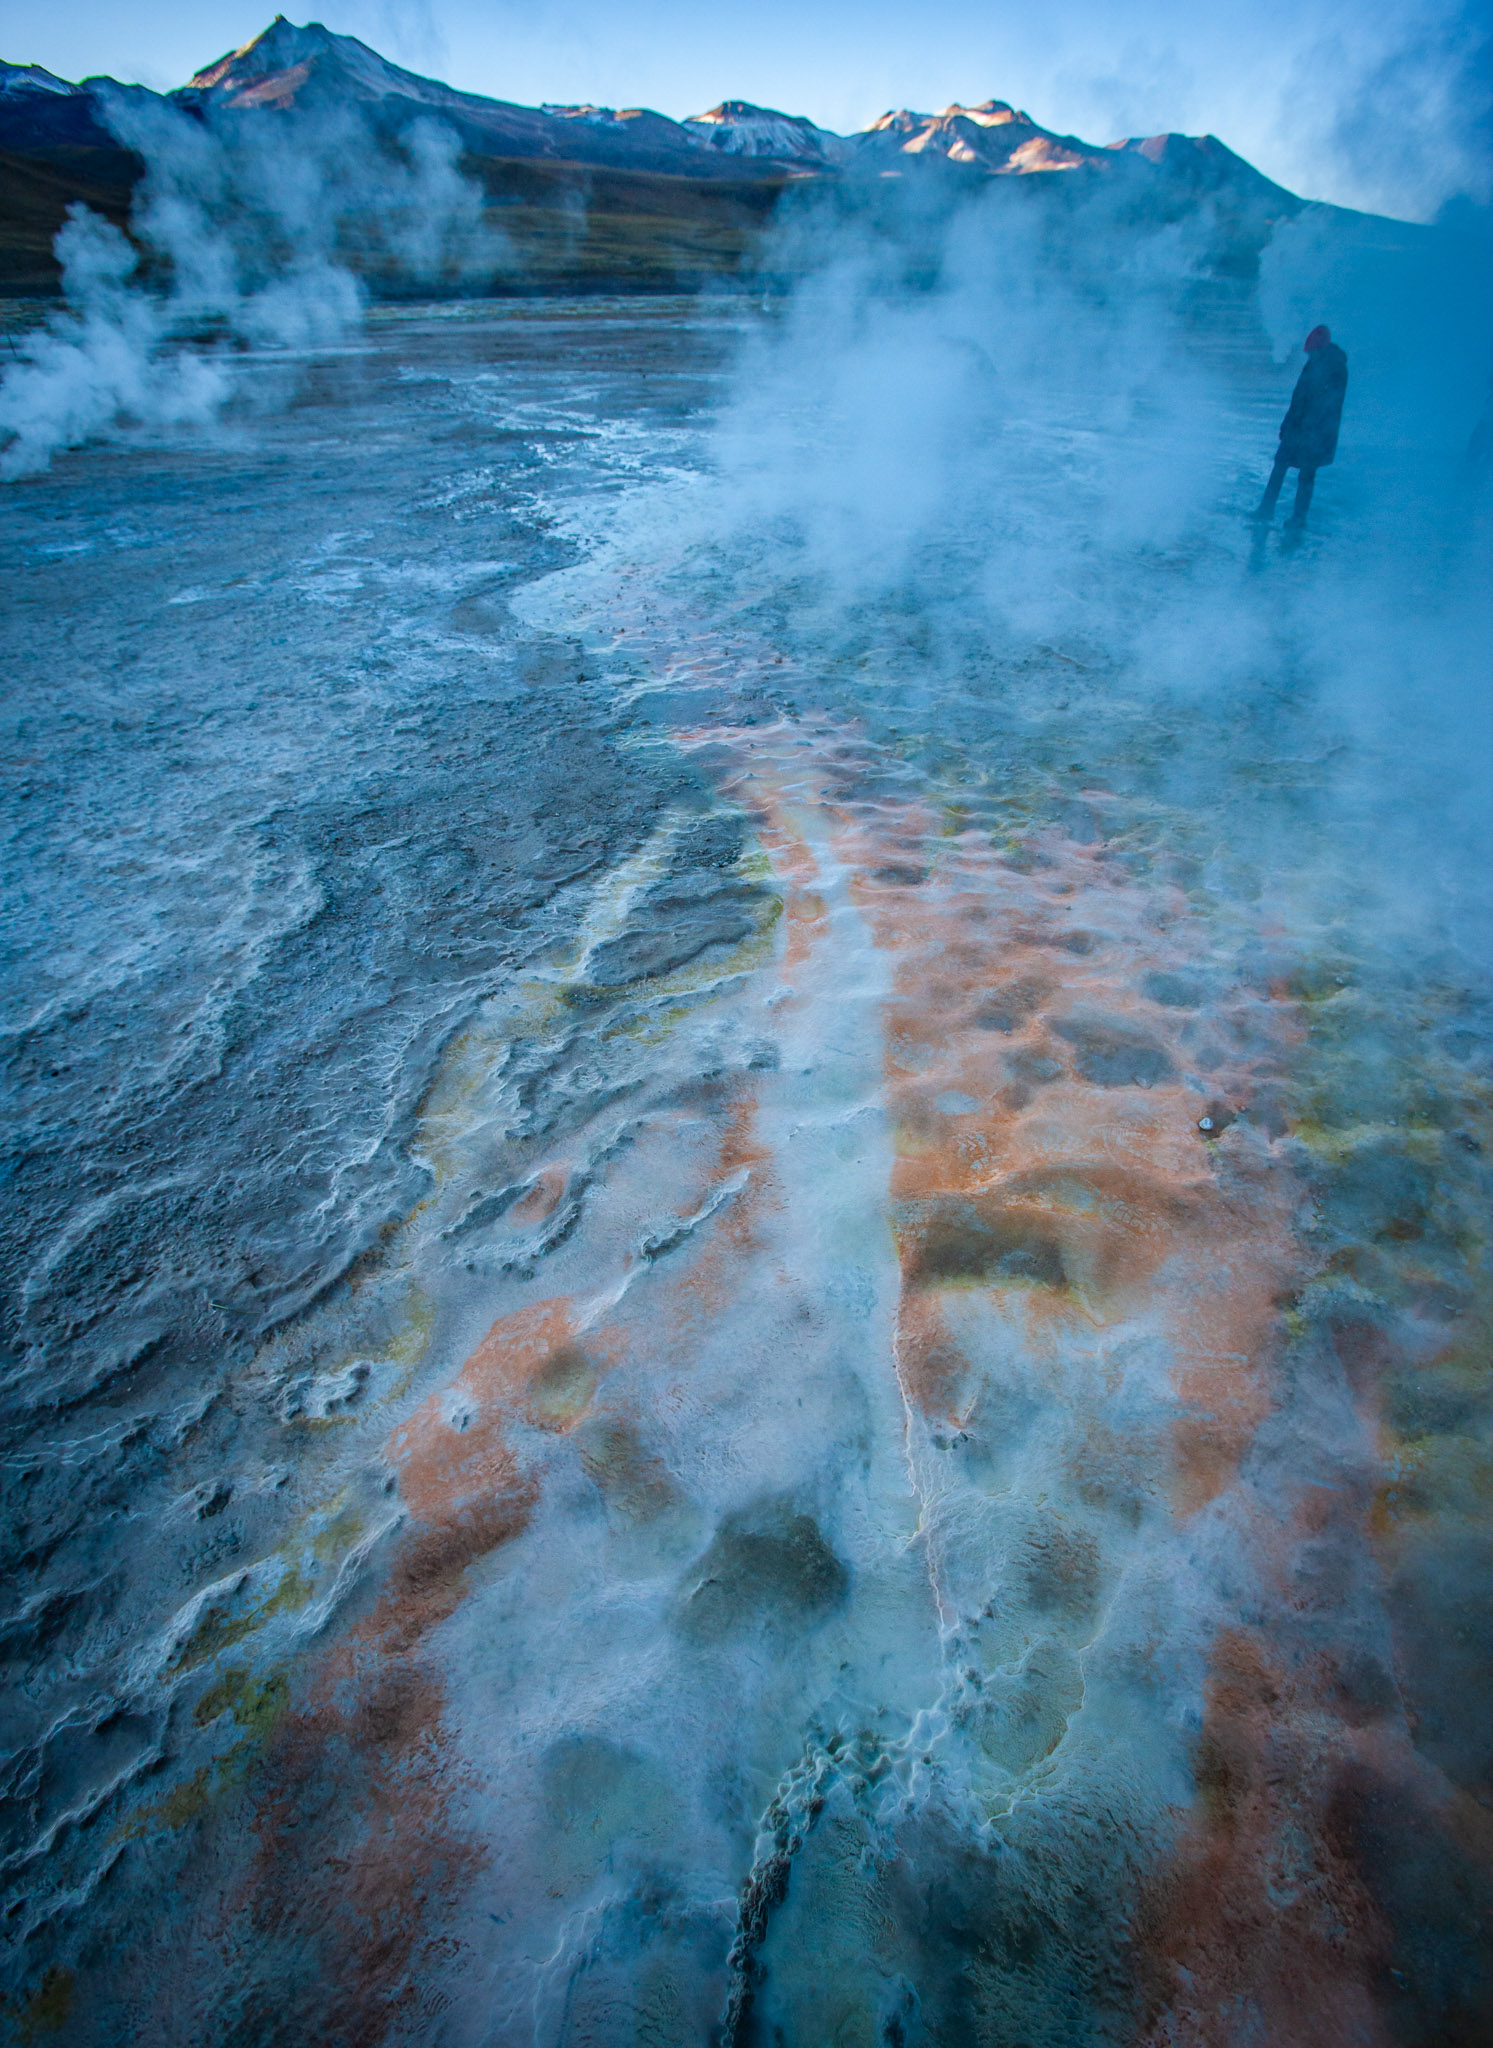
[1254, 325, 1349, 530]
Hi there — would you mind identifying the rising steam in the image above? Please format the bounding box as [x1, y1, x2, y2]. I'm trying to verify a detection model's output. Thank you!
[0, 93, 509, 479]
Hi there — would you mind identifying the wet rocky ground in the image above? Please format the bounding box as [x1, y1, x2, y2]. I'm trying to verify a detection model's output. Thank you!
[1, 288, 1490, 2046]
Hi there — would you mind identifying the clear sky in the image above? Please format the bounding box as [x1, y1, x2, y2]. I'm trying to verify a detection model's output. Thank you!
[4, 0, 1490, 220]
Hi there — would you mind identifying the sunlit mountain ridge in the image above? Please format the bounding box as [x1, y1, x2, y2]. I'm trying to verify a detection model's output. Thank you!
[4, 15, 1300, 197]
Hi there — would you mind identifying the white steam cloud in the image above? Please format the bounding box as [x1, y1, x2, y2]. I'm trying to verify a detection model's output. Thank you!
[552, 168, 1491, 953]
[714, 185, 1230, 616]
[0, 95, 510, 479]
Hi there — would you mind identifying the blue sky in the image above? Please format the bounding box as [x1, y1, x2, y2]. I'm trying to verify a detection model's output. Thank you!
[5, 0, 1490, 219]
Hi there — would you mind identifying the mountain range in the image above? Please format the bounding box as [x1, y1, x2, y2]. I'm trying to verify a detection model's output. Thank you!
[2, 16, 1297, 194]
[0, 15, 1307, 295]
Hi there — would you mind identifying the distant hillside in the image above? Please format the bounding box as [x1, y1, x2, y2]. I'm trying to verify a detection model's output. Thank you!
[0, 18, 1309, 297]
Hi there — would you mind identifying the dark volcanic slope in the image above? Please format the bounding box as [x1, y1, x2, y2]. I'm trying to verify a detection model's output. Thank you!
[458, 156, 792, 294]
[0, 148, 136, 293]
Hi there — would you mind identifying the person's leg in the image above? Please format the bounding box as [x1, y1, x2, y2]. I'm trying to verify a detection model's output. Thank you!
[1255, 449, 1291, 518]
[1288, 466, 1317, 527]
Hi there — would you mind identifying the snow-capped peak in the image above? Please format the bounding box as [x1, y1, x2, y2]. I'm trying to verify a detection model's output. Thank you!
[188, 16, 336, 89]
[182, 15, 469, 110]
[542, 103, 626, 126]
[939, 100, 1028, 127]
[0, 59, 83, 98]
[1106, 130, 1298, 205]
[684, 100, 847, 164]
[857, 102, 1094, 172]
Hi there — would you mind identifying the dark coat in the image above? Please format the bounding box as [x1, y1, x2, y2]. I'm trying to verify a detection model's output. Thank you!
[1279, 342, 1349, 468]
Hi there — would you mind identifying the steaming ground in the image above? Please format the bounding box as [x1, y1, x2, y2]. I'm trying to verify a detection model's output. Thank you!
[2, 251, 1491, 2047]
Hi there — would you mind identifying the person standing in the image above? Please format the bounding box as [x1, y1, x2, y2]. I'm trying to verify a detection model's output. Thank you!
[1254, 325, 1349, 530]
